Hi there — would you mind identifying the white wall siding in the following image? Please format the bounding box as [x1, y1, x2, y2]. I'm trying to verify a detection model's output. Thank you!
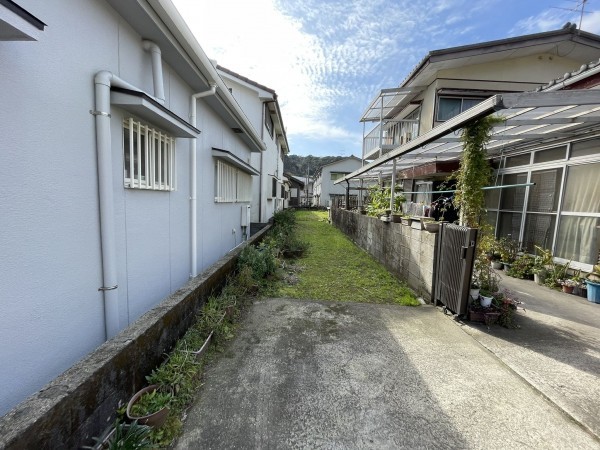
[0, 0, 258, 415]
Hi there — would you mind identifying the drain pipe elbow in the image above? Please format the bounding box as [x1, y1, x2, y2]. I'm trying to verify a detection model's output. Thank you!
[189, 83, 218, 278]
[95, 70, 113, 87]
[142, 40, 165, 104]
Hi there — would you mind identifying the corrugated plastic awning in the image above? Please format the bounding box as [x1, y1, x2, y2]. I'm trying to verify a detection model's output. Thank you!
[360, 86, 426, 122]
[338, 90, 600, 182]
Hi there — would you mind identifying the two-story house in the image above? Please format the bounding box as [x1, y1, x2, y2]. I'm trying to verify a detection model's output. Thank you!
[341, 27, 600, 271]
[0, 0, 272, 416]
[312, 156, 363, 207]
[217, 66, 289, 230]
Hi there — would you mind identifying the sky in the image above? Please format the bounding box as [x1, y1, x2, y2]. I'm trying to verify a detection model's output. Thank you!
[172, 0, 600, 158]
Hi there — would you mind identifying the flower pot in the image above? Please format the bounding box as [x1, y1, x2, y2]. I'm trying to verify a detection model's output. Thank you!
[534, 272, 546, 285]
[562, 285, 574, 294]
[585, 280, 600, 304]
[483, 311, 501, 326]
[469, 309, 486, 323]
[480, 295, 493, 308]
[126, 385, 170, 428]
[469, 288, 480, 301]
[423, 222, 440, 233]
[491, 261, 503, 270]
[391, 214, 402, 223]
[578, 287, 588, 298]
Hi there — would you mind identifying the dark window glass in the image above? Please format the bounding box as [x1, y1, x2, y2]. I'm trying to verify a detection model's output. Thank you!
[523, 214, 556, 252]
[500, 173, 527, 210]
[571, 139, 600, 158]
[527, 168, 563, 213]
[533, 146, 565, 163]
[505, 153, 531, 168]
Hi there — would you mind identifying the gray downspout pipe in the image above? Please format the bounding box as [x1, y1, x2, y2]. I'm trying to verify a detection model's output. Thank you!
[93, 71, 161, 340]
[189, 84, 217, 278]
[142, 40, 165, 104]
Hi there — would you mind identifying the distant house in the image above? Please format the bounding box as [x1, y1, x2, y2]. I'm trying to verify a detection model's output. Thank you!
[217, 66, 289, 227]
[300, 176, 314, 206]
[0, 0, 268, 416]
[342, 27, 600, 271]
[284, 172, 305, 207]
[312, 156, 363, 207]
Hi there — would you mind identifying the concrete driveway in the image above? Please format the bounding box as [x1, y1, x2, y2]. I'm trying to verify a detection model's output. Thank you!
[176, 299, 598, 449]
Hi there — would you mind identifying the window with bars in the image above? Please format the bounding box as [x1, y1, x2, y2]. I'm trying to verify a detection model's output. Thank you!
[214, 160, 252, 203]
[123, 118, 176, 191]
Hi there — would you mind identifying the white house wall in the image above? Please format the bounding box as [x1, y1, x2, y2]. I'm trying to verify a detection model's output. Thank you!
[414, 54, 591, 134]
[315, 159, 362, 206]
[219, 72, 283, 224]
[0, 0, 254, 415]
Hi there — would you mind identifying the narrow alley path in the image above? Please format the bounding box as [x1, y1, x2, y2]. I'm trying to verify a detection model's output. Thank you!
[175, 211, 599, 449]
[176, 299, 597, 449]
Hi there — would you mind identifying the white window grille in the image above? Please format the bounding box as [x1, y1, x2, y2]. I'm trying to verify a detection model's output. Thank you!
[215, 160, 252, 202]
[123, 118, 176, 191]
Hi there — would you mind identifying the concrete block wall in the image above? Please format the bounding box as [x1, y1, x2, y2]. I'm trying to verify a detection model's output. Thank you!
[332, 209, 437, 302]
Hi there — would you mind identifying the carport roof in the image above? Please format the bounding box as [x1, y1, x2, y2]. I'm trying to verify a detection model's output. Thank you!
[337, 89, 600, 182]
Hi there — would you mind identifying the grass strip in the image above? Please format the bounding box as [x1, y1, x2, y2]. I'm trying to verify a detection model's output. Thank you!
[270, 210, 419, 306]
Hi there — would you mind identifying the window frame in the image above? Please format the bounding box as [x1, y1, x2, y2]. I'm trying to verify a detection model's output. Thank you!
[264, 104, 274, 139]
[436, 95, 488, 122]
[214, 159, 252, 203]
[122, 118, 176, 191]
[485, 139, 600, 269]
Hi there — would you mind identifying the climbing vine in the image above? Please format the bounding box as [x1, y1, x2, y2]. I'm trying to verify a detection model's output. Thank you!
[453, 115, 503, 227]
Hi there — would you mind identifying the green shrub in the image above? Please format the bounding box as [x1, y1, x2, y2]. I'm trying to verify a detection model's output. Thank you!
[506, 254, 534, 279]
[237, 242, 277, 279]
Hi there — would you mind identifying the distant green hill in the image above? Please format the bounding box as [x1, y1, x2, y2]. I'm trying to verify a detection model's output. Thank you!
[284, 155, 345, 177]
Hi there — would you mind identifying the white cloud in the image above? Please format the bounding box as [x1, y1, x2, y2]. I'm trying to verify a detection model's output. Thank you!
[581, 11, 600, 34]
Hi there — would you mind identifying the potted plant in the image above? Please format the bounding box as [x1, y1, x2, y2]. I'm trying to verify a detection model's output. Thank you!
[126, 384, 171, 428]
[469, 279, 480, 301]
[479, 288, 493, 307]
[560, 278, 578, 294]
[86, 420, 154, 450]
[498, 236, 518, 270]
[532, 246, 553, 284]
[490, 250, 503, 269]
[494, 289, 524, 329]
[506, 254, 534, 279]
[585, 264, 600, 304]
[422, 218, 441, 233]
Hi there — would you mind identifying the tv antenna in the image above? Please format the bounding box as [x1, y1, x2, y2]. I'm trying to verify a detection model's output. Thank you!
[552, 0, 590, 30]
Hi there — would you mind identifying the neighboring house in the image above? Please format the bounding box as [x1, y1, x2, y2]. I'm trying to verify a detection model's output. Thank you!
[284, 172, 305, 207]
[299, 176, 314, 206]
[342, 27, 600, 271]
[312, 156, 363, 207]
[0, 0, 268, 416]
[217, 65, 289, 227]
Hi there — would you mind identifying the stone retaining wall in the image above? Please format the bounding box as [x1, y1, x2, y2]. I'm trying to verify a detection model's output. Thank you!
[331, 208, 437, 302]
[0, 226, 270, 450]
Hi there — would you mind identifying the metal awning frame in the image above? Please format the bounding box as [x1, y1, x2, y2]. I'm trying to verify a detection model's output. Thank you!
[360, 86, 426, 122]
[338, 90, 600, 184]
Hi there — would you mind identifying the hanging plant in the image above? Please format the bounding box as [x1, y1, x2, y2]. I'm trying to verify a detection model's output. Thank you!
[453, 115, 503, 227]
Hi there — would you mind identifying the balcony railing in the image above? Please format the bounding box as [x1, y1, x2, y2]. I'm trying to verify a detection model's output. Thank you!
[363, 119, 419, 160]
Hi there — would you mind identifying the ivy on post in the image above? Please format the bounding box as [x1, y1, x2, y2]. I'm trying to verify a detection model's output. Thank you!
[453, 115, 503, 228]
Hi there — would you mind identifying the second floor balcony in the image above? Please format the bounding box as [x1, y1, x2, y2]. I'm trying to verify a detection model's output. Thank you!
[363, 119, 420, 161]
